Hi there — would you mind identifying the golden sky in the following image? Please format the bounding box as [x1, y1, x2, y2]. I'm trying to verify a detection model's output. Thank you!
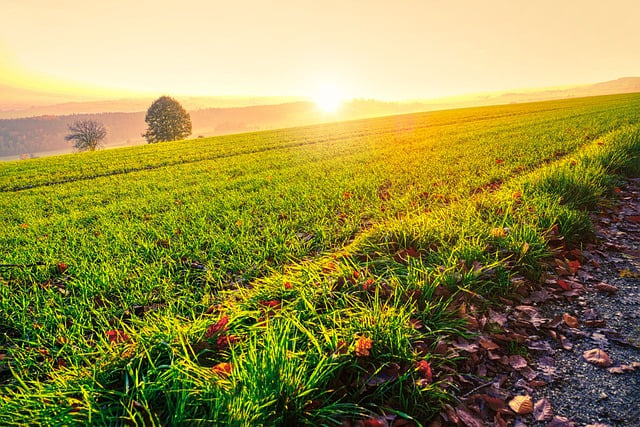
[1, 0, 639, 101]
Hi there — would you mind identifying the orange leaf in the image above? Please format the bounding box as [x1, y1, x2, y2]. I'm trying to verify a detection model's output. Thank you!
[508, 395, 533, 414]
[490, 227, 507, 237]
[355, 336, 373, 357]
[563, 313, 579, 328]
[211, 362, 233, 377]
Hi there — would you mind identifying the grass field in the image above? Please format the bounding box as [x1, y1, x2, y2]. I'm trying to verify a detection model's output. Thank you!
[1, 93, 640, 425]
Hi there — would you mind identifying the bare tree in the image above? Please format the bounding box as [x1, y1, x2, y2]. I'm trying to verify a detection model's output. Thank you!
[65, 120, 107, 152]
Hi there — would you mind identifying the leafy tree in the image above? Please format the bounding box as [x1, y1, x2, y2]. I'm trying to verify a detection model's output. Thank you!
[65, 119, 107, 151]
[143, 96, 192, 143]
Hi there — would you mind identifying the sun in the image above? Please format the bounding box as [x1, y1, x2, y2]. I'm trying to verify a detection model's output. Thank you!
[313, 84, 343, 113]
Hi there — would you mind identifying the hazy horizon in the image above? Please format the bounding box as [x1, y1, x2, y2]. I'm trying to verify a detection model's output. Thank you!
[2, 0, 640, 109]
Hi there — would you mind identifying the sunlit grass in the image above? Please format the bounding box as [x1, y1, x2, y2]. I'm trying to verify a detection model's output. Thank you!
[1, 94, 639, 425]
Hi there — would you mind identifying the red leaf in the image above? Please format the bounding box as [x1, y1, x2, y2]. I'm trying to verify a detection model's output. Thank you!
[360, 418, 385, 427]
[57, 262, 68, 273]
[204, 315, 229, 338]
[567, 260, 580, 275]
[407, 246, 420, 258]
[216, 334, 239, 349]
[258, 300, 280, 309]
[106, 329, 129, 344]
[415, 360, 433, 383]
[556, 279, 572, 291]
[626, 215, 640, 223]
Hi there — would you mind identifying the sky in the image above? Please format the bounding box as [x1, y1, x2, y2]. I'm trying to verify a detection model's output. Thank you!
[1, 0, 640, 102]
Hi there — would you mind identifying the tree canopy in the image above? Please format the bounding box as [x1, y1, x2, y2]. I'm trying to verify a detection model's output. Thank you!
[143, 96, 192, 143]
[65, 119, 107, 151]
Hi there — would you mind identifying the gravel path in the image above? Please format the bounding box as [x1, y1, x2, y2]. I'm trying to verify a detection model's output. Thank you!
[531, 178, 640, 426]
[439, 178, 640, 427]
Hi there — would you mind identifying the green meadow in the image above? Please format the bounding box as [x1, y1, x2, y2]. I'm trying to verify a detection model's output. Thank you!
[1, 93, 639, 425]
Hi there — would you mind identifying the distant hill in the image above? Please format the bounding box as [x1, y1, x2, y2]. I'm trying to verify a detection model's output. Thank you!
[1, 77, 638, 160]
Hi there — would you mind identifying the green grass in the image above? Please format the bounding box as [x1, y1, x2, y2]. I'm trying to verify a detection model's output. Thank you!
[1, 93, 640, 425]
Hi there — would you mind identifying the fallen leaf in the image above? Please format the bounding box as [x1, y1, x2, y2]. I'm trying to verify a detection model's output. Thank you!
[547, 416, 575, 427]
[563, 313, 579, 328]
[490, 227, 507, 237]
[455, 406, 484, 427]
[415, 360, 433, 383]
[556, 278, 580, 291]
[508, 395, 533, 414]
[204, 315, 229, 338]
[211, 362, 233, 377]
[583, 349, 612, 367]
[534, 398, 554, 421]
[607, 366, 625, 374]
[479, 338, 500, 350]
[508, 355, 528, 370]
[593, 282, 618, 294]
[567, 260, 580, 275]
[619, 268, 640, 278]
[367, 363, 401, 386]
[106, 330, 130, 344]
[355, 336, 373, 357]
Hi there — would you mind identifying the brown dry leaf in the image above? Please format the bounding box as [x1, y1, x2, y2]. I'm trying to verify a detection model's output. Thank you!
[473, 394, 507, 412]
[533, 398, 554, 421]
[442, 404, 459, 424]
[585, 424, 613, 427]
[452, 339, 479, 353]
[583, 348, 612, 367]
[508, 355, 528, 370]
[455, 406, 484, 427]
[593, 282, 618, 294]
[489, 309, 507, 327]
[547, 416, 575, 427]
[563, 313, 579, 328]
[607, 366, 625, 374]
[355, 336, 373, 357]
[508, 395, 533, 414]
[479, 338, 500, 350]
